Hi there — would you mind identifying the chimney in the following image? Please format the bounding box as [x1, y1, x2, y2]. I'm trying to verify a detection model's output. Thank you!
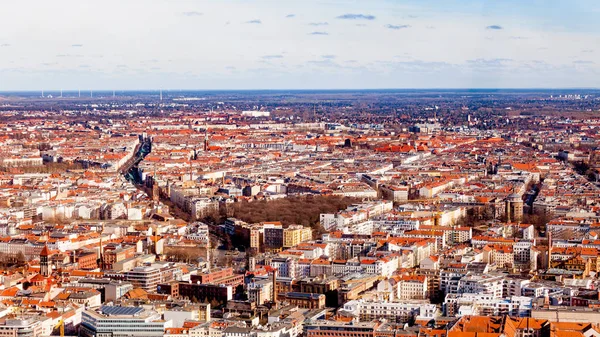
[272, 269, 278, 308]
[548, 231, 552, 269]
[505, 198, 511, 223]
[98, 231, 104, 270]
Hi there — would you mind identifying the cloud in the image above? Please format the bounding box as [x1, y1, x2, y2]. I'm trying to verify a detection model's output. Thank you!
[573, 60, 594, 64]
[336, 13, 376, 20]
[245, 19, 262, 24]
[486, 25, 503, 30]
[520, 60, 554, 71]
[262, 55, 284, 59]
[309, 31, 328, 35]
[306, 59, 341, 68]
[56, 54, 83, 58]
[285, 14, 295, 18]
[322, 55, 336, 59]
[582, 49, 594, 53]
[182, 11, 203, 17]
[0, 43, 10, 47]
[466, 58, 513, 68]
[385, 24, 410, 30]
[509, 36, 528, 40]
[309, 22, 328, 26]
[386, 60, 455, 73]
[467, 58, 512, 64]
[394, 53, 413, 60]
[71, 44, 83, 47]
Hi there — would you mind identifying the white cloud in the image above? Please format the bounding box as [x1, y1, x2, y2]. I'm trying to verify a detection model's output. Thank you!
[0, 0, 597, 89]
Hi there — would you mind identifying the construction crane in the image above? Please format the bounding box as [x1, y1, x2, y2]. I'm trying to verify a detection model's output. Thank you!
[54, 319, 64, 337]
[433, 211, 443, 228]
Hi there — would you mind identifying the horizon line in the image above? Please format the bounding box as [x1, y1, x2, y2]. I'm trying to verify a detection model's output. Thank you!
[1, 87, 600, 93]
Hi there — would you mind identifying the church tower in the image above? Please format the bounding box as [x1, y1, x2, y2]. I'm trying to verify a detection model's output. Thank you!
[40, 244, 50, 276]
[204, 130, 210, 152]
[98, 233, 104, 270]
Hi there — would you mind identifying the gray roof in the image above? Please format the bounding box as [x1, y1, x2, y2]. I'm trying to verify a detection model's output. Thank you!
[100, 306, 144, 316]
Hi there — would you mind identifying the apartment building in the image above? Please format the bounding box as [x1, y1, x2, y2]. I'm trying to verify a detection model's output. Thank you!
[398, 275, 428, 300]
[283, 225, 312, 248]
[454, 274, 505, 299]
[444, 293, 532, 317]
[264, 222, 284, 252]
[341, 299, 437, 323]
[248, 278, 273, 305]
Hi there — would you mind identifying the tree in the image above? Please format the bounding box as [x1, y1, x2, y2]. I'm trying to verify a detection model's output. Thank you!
[235, 284, 247, 301]
[522, 211, 552, 231]
[229, 195, 359, 229]
[15, 252, 26, 266]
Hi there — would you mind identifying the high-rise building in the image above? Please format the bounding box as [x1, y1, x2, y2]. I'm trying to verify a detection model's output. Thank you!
[125, 266, 161, 292]
[80, 306, 166, 337]
[264, 222, 284, 252]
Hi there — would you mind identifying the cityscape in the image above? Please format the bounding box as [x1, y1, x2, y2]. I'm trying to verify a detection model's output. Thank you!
[1, 1, 600, 337]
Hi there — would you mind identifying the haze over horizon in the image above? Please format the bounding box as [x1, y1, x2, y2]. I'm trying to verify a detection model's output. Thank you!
[1, 0, 599, 90]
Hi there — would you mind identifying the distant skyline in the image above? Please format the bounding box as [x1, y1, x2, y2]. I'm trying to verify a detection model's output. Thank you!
[1, 0, 599, 90]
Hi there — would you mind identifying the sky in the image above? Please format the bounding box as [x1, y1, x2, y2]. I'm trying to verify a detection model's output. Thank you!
[0, 0, 599, 90]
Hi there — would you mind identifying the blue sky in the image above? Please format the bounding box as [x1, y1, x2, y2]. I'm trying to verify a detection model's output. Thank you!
[0, 0, 599, 90]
